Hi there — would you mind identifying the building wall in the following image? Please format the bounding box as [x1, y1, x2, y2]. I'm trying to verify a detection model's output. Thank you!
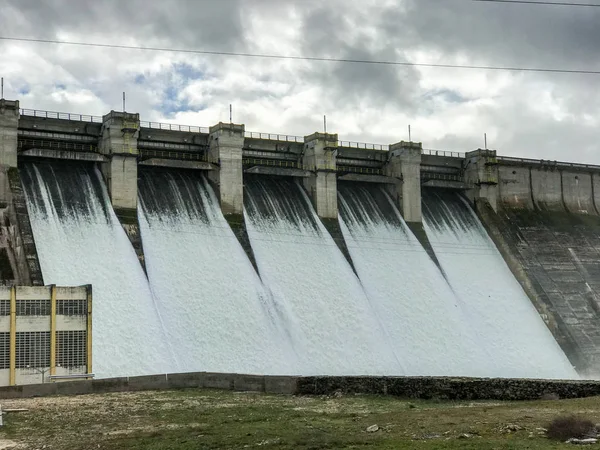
[0, 285, 91, 386]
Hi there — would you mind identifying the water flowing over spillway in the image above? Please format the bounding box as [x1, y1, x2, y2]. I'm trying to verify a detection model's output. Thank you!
[244, 176, 401, 375]
[21, 161, 175, 378]
[138, 169, 295, 375]
[338, 182, 487, 376]
[422, 189, 577, 379]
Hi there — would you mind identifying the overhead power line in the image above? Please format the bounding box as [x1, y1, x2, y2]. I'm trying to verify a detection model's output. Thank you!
[1, 35, 600, 76]
[473, 0, 600, 6]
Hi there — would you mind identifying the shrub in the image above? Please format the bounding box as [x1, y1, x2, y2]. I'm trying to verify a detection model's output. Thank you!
[546, 416, 596, 441]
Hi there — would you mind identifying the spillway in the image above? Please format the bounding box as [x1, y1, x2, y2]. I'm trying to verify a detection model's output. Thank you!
[21, 161, 175, 378]
[138, 168, 295, 375]
[422, 188, 577, 379]
[244, 176, 400, 375]
[338, 182, 486, 376]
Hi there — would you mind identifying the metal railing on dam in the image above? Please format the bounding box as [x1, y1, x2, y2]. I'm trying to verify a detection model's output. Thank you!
[18, 139, 98, 153]
[338, 141, 389, 151]
[423, 149, 465, 158]
[18, 108, 470, 162]
[20, 109, 103, 123]
[497, 155, 600, 172]
[245, 132, 304, 143]
[140, 121, 209, 134]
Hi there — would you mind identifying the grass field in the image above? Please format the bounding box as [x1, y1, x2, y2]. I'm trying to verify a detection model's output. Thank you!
[0, 388, 597, 449]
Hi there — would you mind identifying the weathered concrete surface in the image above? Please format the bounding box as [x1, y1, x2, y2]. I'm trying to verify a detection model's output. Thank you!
[1, 372, 598, 402]
[243, 166, 311, 178]
[561, 171, 597, 215]
[8, 167, 43, 285]
[337, 173, 395, 184]
[480, 200, 600, 376]
[530, 167, 563, 211]
[464, 149, 499, 212]
[0, 100, 19, 170]
[302, 133, 338, 219]
[138, 158, 215, 171]
[385, 141, 422, 223]
[209, 122, 244, 216]
[498, 166, 533, 209]
[19, 149, 106, 162]
[475, 199, 585, 372]
[421, 179, 469, 190]
[18, 116, 102, 137]
[99, 111, 140, 215]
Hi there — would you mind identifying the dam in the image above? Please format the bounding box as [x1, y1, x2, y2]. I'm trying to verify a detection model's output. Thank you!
[0, 98, 597, 382]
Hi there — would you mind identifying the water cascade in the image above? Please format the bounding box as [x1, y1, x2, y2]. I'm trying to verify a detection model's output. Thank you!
[244, 176, 401, 375]
[338, 182, 486, 376]
[21, 161, 175, 378]
[138, 168, 295, 375]
[422, 189, 577, 379]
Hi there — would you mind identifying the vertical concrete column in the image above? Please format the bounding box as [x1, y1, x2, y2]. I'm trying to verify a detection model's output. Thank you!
[302, 132, 338, 219]
[464, 149, 499, 212]
[208, 122, 245, 217]
[385, 141, 423, 223]
[0, 100, 19, 206]
[98, 111, 140, 221]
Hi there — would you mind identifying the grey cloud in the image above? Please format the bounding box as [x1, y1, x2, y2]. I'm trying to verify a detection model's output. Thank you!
[393, 0, 600, 69]
[298, 4, 421, 111]
[2, 0, 246, 50]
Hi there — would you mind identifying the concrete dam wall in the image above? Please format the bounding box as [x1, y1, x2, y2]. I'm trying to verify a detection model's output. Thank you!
[3, 100, 600, 380]
[483, 163, 600, 377]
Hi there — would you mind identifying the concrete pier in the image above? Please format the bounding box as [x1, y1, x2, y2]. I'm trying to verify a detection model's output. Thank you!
[98, 111, 140, 222]
[464, 149, 499, 212]
[385, 141, 423, 223]
[302, 133, 338, 219]
[208, 122, 245, 217]
[0, 100, 19, 205]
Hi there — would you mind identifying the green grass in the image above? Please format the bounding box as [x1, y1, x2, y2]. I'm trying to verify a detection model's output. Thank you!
[0, 389, 598, 449]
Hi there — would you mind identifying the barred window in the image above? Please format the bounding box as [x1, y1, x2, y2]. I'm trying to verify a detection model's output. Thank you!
[0, 333, 9, 369]
[16, 332, 50, 369]
[0, 301, 9, 316]
[56, 331, 87, 368]
[57, 300, 87, 316]
[17, 300, 51, 316]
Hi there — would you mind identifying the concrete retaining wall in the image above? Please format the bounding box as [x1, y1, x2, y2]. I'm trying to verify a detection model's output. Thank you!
[562, 172, 597, 215]
[2, 372, 600, 401]
[498, 166, 533, 209]
[530, 168, 564, 211]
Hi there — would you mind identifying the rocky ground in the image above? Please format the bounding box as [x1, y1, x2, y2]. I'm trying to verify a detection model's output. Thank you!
[0, 388, 598, 449]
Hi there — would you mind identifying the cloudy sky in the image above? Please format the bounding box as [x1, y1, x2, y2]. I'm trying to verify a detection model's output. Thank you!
[1, 0, 599, 162]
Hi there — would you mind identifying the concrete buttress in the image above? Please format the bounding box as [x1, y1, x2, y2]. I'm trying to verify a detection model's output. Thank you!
[99, 111, 140, 222]
[208, 122, 245, 217]
[302, 133, 338, 219]
[208, 122, 260, 273]
[0, 100, 42, 285]
[465, 149, 499, 212]
[385, 141, 422, 223]
[98, 111, 146, 270]
[0, 100, 19, 205]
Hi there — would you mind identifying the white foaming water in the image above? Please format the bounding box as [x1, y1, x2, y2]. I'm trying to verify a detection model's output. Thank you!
[422, 189, 577, 379]
[338, 183, 487, 376]
[22, 161, 175, 378]
[138, 169, 295, 375]
[244, 177, 401, 376]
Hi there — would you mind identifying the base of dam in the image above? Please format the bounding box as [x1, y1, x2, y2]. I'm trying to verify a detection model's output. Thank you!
[0, 371, 597, 402]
